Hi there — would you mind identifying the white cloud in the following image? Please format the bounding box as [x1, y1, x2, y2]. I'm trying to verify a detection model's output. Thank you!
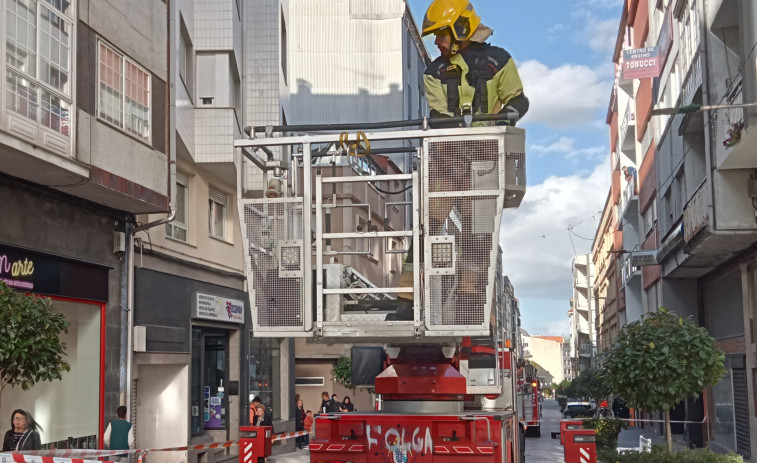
[531, 137, 575, 154]
[579, 0, 623, 8]
[586, 18, 619, 56]
[499, 161, 610, 307]
[519, 60, 612, 129]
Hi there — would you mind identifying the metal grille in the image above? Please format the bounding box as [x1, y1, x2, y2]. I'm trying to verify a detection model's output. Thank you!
[429, 236, 455, 274]
[504, 151, 526, 209]
[424, 136, 504, 330]
[241, 199, 305, 329]
[732, 367, 751, 458]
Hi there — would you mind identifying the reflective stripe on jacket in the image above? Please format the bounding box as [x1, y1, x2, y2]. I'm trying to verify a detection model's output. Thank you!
[424, 42, 526, 119]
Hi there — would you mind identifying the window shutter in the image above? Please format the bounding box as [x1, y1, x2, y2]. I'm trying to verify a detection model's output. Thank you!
[177, 171, 189, 186]
[209, 187, 227, 206]
[197, 54, 216, 99]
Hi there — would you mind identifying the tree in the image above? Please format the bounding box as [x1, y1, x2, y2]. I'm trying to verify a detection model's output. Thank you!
[0, 281, 70, 409]
[602, 308, 725, 452]
[573, 367, 611, 405]
[331, 355, 353, 389]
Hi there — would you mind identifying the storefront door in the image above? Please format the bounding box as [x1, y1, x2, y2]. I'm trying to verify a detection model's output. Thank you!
[191, 328, 228, 435]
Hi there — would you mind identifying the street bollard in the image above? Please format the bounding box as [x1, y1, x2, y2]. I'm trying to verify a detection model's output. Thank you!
[239, 425, 273, 463]
[559, 419, 584, 445]
[563, 428, 596, 463]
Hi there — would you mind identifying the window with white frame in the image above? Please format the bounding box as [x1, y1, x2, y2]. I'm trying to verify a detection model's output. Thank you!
[208, 187, 227, 240]
[179, 17, 193, 97]
[5, 0, 73, 135]
[167, 172, 189, 241]
[98, 40, 151, 142]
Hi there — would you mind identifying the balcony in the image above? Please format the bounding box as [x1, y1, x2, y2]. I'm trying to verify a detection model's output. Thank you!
[621, 252, 641, 287]
[619, 100, 636, 153]
[713, 80, 756, 169]
[617, 169, 638, 226]
[674, 180, 757, 276]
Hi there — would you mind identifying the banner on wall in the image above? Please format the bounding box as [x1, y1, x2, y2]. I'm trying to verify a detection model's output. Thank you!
[194, 292, 245, 324]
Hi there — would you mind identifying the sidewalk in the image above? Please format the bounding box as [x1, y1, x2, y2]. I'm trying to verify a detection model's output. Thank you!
[269, 449, 310, 463]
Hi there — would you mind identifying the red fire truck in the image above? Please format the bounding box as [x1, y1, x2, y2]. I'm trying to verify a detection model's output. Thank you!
[236, 116, 526, 462]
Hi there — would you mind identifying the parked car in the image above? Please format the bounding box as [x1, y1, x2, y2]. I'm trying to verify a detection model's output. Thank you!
[562, 401, 594, 419]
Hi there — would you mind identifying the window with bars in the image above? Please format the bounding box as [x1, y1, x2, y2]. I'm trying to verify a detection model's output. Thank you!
[167, 172, 189, 242]
[97, 40, 151, 142]
[208, 187, 227, 240]
[4, 0, 73, 135]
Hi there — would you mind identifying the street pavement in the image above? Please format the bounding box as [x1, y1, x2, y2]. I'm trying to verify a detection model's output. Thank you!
[269, 398, 660, 463]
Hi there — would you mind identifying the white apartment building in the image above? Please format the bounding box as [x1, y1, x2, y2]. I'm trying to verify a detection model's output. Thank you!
[522, 335, 566, 386]
[569, 254, 595, 373]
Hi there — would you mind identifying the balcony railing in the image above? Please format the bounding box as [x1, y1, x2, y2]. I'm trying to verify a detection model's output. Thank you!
[618, 172, 638, 219]
[619, 100, 635, 151]
[683, 180, 709, 243]
[621, 252, 641, 286]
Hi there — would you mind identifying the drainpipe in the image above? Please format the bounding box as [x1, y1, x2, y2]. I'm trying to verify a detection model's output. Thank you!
[121, 0, 178, 415]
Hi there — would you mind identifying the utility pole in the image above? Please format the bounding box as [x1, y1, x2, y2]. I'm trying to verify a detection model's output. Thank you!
[585, 254, 595, 369]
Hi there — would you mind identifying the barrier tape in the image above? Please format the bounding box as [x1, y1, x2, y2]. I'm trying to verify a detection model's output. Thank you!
[272, 430, 309, 442]
[525, 416, 709, 425]
[9, 430, 313, 463]
[1, 453, 115, 463]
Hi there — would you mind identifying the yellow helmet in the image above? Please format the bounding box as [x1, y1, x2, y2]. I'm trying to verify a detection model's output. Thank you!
[421, 0, 481, 42]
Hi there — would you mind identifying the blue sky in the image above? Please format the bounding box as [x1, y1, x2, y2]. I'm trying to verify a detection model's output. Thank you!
[407, 0, 623, 337]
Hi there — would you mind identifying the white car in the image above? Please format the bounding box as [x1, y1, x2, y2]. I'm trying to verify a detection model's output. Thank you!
[562, 401, 594, 418]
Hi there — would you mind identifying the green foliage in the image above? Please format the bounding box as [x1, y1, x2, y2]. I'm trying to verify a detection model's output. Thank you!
[331, 355, 352, 389]
[597, 446, 745, 463]
[573, 367, 611, 403]
[557, 378, 577, 400]
[602, 308, 725, 413]
[557, 397, 568, 411]
[582, 418, 628, 450]
[0, 282, 70, 407]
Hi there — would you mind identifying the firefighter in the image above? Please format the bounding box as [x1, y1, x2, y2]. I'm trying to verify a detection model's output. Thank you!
[421, 0, 529, 126]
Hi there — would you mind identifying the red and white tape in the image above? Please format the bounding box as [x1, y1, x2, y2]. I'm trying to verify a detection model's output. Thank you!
[272, 430, 310, 442]
[6, 430, 312, 463]
[1, 453, 116, 463]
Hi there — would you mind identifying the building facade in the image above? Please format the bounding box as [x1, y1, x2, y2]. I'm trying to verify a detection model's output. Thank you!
[569, 254, 596, 373]
[284, 0, 430, 412]
[522, 335, 566, 387]
[600, 0, 757, 458]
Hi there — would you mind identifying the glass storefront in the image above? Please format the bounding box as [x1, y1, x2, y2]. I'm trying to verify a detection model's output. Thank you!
[0, 299, 102, 449]
[248, 336, 280, 421]
[191, 328, 229, 435]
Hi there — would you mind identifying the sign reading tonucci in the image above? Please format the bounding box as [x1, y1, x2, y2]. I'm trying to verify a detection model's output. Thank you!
[622, 47, 661, 79]
[194, 292, 245, 324]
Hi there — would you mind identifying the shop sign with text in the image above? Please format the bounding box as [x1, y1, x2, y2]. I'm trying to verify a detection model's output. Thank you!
[0, 243, 109, 301]
[194, 293, 245, 324]
[623, 47, 661, 79]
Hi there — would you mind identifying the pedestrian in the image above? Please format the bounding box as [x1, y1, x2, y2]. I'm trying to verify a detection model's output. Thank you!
[250, 396, 262, 425]
[340, 396, 355, 412]
[612, 397, 630, 419]
[421, 0, 528, 127]
[303, 410, 313, 448]
[320, 391, 338, 414]
[2, 409, 41, 451]
[103, 406, 135, 462]
[295, 399, 306, 449]
[252, 404, 272, 427]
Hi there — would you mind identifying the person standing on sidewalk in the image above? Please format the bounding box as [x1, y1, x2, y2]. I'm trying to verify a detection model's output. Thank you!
[295, 399, 306, 449]
[303, 410, 313, 448]
[104, 406, 135, 462]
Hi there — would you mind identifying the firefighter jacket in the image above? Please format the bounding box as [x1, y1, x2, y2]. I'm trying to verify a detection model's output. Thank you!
[423, 25, 528, 123]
